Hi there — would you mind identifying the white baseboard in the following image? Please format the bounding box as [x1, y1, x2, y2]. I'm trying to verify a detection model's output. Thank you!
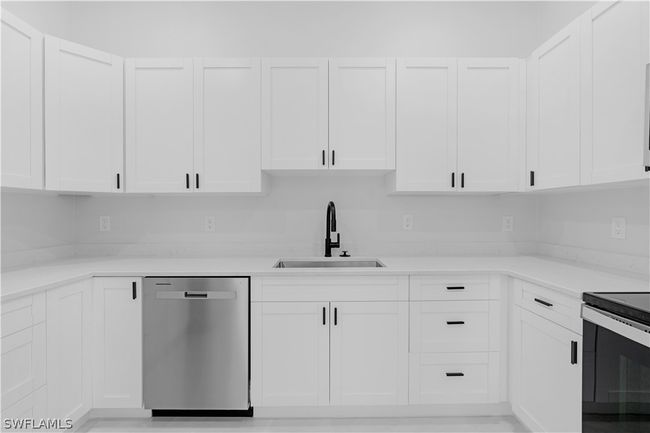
[253, 402, 512, 418]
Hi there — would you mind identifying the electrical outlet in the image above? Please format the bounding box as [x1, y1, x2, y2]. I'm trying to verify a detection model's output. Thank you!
[611, 217, 626, 239]
[99, 216, 111, 232]
[502, 216, 514, 232]
[402, 214, 413, 231]
[205, 216, 216, 233]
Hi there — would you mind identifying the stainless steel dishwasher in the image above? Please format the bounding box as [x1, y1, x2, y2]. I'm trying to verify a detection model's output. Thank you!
[143, 277, 250, 413]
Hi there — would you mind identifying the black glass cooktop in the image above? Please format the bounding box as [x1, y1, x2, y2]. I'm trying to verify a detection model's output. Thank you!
[583, 292, 650, 326]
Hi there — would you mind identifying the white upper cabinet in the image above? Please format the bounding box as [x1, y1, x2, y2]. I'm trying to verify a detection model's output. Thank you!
[1, 11, 43, 189]
[395, 59, 458, 192]
[45, 37, 123, 193]
[457, 59, 521, 192]
[194, 58, 262, 192]
[125, 58, 194, 192]
[527, 20, 581, 190]
[329, 58, 396, 170]
[261, 58, 329, 170]
[580, 0, 650, 184]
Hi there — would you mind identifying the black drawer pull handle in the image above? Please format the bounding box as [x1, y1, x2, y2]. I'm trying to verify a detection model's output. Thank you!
[332, 150, 336, 166]
[451, 172, 455, 188]
[530, 170, 535, 187]
[334, 307, 338, 325]
[571, 341, 578, 365]
[116, 173, 121, 189]
[322, 150, 326, 166]
[185, 173, 190, 189]
[446, 286, 465, 291]
[534, 298, 553, 308]
[322, 307, 326, 325]
[132, 281, 137, 300]
[195, 173, 199, 189]
[446, 321, 465, 325]
[461, 172, 465, 188]
[446, 372, 464, 377]
[184, 292, 208, 298]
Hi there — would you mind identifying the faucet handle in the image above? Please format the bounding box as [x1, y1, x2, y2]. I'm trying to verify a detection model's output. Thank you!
[332, 232, 341, 248]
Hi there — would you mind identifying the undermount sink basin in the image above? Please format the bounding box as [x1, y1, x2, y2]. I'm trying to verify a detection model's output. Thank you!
[273, 259, 385, 269]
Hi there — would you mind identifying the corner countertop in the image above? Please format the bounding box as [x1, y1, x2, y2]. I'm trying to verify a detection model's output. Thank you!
[1, 255, 648, 302]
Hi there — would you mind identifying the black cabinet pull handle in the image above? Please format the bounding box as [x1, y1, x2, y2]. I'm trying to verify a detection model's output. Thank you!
[184, 292, 208, 298]
[132, 281, 136, 300]
[451, 172, 455, 188]
[534, 298, 553, 308]
[195, 173, 199, 189]
[334, 307, 338, 325]
[446, 372, 464, 377]
[186, 173, 190, 189]
[322, 150, 326, 166]
[332, 150, 335, 166]
[461, 172, 465, 188]
[446, 286, 465, 291]
[446, 321, 465, 325]
[116, 173, 120, 189]
[530, 170, 535, 187]
[571, 341, 578, 365]
[322, 307, 326, 325]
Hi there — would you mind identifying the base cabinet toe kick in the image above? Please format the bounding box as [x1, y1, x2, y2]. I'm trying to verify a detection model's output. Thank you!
[1, 272, 603, 432]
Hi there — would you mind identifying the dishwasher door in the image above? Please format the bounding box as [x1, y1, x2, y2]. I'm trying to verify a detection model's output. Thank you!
[143, 277, 249, 410]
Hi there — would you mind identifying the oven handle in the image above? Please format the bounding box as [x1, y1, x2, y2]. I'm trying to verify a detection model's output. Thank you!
[156, 291, 236, 300]
[582, 304, 650, 348]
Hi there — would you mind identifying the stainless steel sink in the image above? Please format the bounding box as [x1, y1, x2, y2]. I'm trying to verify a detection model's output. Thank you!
[273, 259, 385, 268]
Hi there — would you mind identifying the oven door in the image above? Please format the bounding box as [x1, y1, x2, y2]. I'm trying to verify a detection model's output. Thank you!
[582, 305, 650, 433]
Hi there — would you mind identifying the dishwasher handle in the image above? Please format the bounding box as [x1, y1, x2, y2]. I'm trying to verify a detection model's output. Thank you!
[156, 291, 237, 300]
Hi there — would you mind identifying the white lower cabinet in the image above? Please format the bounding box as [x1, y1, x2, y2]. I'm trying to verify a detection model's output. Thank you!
[46, 279, 93, 422]
[252, 302, 330, 407]
[512, 306, 582, 433]
[92, 277, 143, 408]
[330, 302, 408, 406]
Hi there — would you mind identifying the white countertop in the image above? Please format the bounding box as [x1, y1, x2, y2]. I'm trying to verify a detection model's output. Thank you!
[1, 255, 648, 302]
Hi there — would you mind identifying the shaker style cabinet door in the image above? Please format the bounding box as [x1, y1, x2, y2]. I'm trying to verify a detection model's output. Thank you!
[125, 58, 194, 192]
[512, 307, 581, 433]
[1, 11, 43, 189]
[261, 58, 329, 170]
[580, 0, 650, 184]
[395, 58, 458, 191]
[46, 279, 93, 423]
[252, 302, 330, 407]
[329, 58, 396, 170]
[45, 37, 123, 192]
[457, 59, 521, 192]
[329, 302, 408, 406]
[194, 58, 262, 192]
[92, 277, 142, 409]
[527, 20, 581, 190]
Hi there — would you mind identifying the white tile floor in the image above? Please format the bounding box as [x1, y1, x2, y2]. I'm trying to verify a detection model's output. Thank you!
[77, 416, 528, 432]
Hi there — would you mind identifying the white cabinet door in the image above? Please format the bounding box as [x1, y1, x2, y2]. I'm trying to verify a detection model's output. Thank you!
[527, 20, 581, 190]
[458, 59, 521, 192]
[1, 11, 43, 189]
[512, 307, 581, 433]
[580, 0, 650, 184]
[395, 58, 458, 191]
[329, 302, 408, 406]
[46, 279, 92, 422]
[125, 58, 194, 192]
[261, 58, 329, 170]
[45, 37, 123, 193]
[253, 302, 329, 406]
[194, 58, 262, 192]
[329, 58, 396, 170]
[92, 277, 142, 408]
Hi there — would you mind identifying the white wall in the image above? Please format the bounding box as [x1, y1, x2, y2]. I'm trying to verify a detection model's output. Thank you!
[1, 191, 77, 269]
[536, 184, 650, 276]
[3, 1, 549, 58]
[73, 176, 538, 258]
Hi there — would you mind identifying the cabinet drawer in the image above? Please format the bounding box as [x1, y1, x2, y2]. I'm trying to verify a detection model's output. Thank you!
[514, 280, 582, 334]
[253, 275, 408, 302]
[2, 385, 47, 421]
[409, 352, 499, 404]
[410, 275, 498, 301]
[1, 293, 46, 337]
[410, 301, 501, 353]
[1, 322, 46, 410]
